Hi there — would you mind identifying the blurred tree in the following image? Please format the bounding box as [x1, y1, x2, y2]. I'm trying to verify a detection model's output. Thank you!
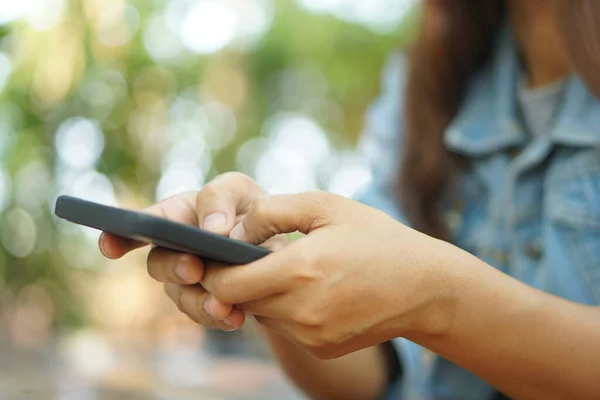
[0, 0, 418, 328]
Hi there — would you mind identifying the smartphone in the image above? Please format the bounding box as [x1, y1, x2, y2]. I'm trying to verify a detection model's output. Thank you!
[54, 195, 271, 265]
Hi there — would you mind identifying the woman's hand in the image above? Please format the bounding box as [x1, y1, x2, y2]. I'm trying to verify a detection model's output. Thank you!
[100, 181, 600, 399]
[100, 173, 453, 359]
[98, 172, 286, 332]
[166, 191, 454, 359]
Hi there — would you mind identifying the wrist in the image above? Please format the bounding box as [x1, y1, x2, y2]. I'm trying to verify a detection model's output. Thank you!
[399, 238, 464, 340]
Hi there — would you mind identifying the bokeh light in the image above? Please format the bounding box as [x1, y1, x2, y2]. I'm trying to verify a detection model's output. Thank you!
[236, 138, 269, 174]
[96, 4, 140, 48]
[0, 167, 12, 213]
[253, 113, 332, 194]
[0, 0, 414, 396]
[143, 12, 184, 63]
[60, 330, 116, 378]
[10, 284, 55, 347]
[156, 165, 206, 202]
[55, 169, 117, 210]
[0, 53, 12, 93]
[55, 118, 105, 170]
[1, 208, 37, 258]
[296, 0, 416, 33]
[203, 100, 238, 150]
[15, 160, 52, 212]
[0, 2, 27, 26]
[327, 152, 372, 198]
[266, 113, 331, 168]
[176, 0, 274, 55]
[181, 1, 237, 55]
[24, 0, 67, 32]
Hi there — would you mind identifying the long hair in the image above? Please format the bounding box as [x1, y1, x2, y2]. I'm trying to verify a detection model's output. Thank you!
[400, 0, 600, 240]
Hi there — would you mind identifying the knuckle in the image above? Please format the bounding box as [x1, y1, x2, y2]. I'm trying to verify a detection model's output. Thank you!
[177, 253, 196, 271]
[186, 313, 204, 326]
[305, 191, 335, 228]
[219, 171, 252, 185]
[293, 306, 325, 328]
[178, 287, 204, 318]
[179, 253, 194, 263]
[175, 290, 186, 312]
[293, 259, 318, 282]
[148, 248, 181, 283]
[297, 329, 343, 360]
[197, 184, 219, 203]
[165, 284, 184, 311]
[187, 312, 216, 329]
[292, 244, 324, 280]
[146, 255, 159, 280]
[311, 345, 339, 360]
[309, 190, 332, 204]
[212, 172, 258, 194]
[296, 331, 328, 355]
[307, 190, 333, 209]
[209, 272, 234, 302]
[250, 194, 270, 218]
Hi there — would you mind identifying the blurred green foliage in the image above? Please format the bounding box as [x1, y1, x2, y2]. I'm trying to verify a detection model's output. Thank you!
[0, 0, 417, 327]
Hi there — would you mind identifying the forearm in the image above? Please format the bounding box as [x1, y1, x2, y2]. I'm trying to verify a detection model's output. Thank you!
[261, 326, 391, 400]
[409, 242, 600, 400]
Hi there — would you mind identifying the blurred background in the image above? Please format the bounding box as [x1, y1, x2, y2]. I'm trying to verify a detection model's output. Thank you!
[0, 0, 417, 398]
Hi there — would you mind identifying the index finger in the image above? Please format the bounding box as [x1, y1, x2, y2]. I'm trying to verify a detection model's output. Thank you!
[99, 191, 199, 259]
[194, 172, 264, 236]
[201, 244, 302, 304]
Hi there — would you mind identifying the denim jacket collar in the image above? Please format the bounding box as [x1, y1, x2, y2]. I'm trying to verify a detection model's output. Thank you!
[553, 77, 600, 147]
[444, 26, 600, 156]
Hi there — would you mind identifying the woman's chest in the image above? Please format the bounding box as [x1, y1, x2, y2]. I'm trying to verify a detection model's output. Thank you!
[450, 146, 600, 305]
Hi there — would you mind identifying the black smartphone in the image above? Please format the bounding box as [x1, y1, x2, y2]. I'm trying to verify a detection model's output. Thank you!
[54, 195, 271, 265]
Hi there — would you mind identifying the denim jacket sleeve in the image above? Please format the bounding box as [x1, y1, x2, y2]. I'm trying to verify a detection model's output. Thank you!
[353, 53, 408, 225]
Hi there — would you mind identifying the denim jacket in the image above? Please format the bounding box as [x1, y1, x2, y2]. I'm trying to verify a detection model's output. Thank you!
[355, 27, 600, 400]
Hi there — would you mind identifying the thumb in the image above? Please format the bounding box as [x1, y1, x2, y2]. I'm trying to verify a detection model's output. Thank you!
[196, 172, 264, 235]
[229, 191, 340, 245]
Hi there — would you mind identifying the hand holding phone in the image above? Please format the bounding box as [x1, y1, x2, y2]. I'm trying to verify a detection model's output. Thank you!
[56, 174, 281, 332]
[54, 195, 271, 265]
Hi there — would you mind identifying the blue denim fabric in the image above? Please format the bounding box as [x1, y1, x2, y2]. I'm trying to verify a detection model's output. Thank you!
[355, 27, 600, 400]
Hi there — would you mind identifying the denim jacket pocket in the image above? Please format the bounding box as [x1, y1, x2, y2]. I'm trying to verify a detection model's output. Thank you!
[548, 150, 600, 303]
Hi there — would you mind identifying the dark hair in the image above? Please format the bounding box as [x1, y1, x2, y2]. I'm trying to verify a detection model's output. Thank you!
[400, 0, 600, 240]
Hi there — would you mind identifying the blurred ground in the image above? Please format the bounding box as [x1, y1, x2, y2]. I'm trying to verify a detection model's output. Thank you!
[0, 336, 305, 400]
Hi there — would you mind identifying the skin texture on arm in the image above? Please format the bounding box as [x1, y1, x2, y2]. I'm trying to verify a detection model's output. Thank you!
[405, 243, 600, 400]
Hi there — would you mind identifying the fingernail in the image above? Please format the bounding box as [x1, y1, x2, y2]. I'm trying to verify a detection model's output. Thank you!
[230, 224, 246, 241]
[203, 298, 216, 319]
[203, 213, 227, 231]
[223, 319, 238, 329]
[98, 234, 108, 257]
[175, 263, 193, 283]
